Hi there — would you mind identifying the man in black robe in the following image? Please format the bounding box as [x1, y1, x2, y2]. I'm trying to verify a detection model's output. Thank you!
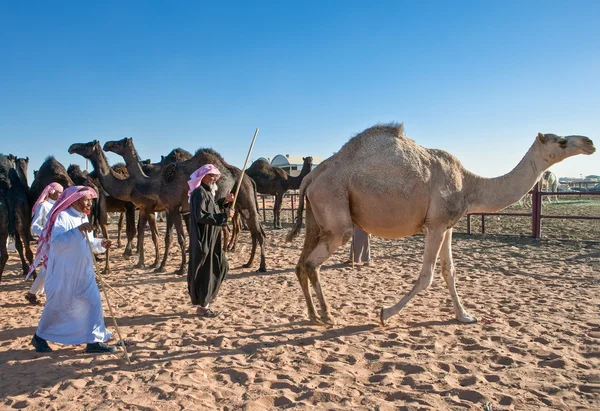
[187, 164, 234, 318]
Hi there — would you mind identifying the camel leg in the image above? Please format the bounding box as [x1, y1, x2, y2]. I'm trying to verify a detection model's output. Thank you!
[222, 225, 230, 252]
[273, 193, 283, 229]
[157, 212, 173, 272]
[380, 228, 445, 325]
[123, 205, 135, 257]
[13, 234, 29, 276]
[171, 211, 187, 274]
[146, 212, 160, 270]
[0, 231, 7, 282]
[244, 214, 267, 272]
[135, 212, 147, 268]
[116, 212, 124, 248]
[229, 213, 241, 251]
[438, 229, 476, 323]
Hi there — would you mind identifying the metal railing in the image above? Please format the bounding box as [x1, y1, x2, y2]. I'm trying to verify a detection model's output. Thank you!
[464, 183, 600, 239]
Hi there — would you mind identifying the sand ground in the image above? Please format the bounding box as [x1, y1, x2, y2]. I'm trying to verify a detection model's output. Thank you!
[0, 201, 599, 410]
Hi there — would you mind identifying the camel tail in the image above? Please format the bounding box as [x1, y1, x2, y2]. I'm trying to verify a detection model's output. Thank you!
[286, 173, 312, 242]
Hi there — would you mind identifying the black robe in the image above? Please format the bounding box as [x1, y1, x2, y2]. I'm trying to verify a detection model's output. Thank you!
[187, 183, 229, 307]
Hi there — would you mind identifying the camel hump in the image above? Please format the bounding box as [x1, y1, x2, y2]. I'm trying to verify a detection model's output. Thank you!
[357, 122, 405, 140]
[162, 163, 178, 183]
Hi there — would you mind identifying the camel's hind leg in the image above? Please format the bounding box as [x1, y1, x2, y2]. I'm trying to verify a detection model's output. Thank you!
[380, 227, 446, 325]
[295, 202, 352, 325]
[439, 229, 476, 323]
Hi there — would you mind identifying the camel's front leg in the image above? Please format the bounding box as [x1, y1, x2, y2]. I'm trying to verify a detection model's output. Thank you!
[439, 229, 476, 323]
[380, 227, 445, 325]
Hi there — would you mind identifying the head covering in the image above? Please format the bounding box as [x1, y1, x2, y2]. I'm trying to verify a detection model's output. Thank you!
[26, 186, 97, 279]
[32, 182, 64, 214]
[187, 164, 221, 198]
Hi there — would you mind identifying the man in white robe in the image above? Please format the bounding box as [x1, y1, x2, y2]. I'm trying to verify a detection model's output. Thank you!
[31, 186, 116, 354]
[25, 182, 63, 304]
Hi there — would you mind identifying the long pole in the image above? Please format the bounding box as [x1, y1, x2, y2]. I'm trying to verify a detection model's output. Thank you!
[85, 234, 131, 364]
[228, 128, 259, 221]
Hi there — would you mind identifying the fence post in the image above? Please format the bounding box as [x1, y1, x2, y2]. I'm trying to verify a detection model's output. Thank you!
[466, 214, 471, 234]
[481, 215, 485, 234]
[532, 182, 542, 239]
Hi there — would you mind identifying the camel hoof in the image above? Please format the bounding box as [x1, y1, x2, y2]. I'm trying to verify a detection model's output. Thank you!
[123, 250, 133, 257]
[380, 307, 389, 326]
[321, 316, 336, 326]
[457, 313, 477, 324]
[134, 263, 145, 269]
[175, 268, 184, 275]
[257, 266, 267, 273]
[242, 263, 251, 269]
[154, 266, 166, 273]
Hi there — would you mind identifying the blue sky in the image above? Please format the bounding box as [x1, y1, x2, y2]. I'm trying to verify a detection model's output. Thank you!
[1, 0, 598, 181]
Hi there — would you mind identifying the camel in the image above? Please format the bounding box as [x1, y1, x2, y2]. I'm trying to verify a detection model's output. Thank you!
[68, 141, 164, 269]
[286, 124, 595, 325]
[29, 157, 74, 206]
[0, 154, 14, 281]
[103, 137, 267, 272]
[7, 157, 34, 276]
[540, 170, 559, 202]
[67, 165, 138, 274]
[246, 156, 313, 229]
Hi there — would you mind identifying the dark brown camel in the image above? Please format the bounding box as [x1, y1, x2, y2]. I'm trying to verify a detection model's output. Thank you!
[247, 157, 313, 229]
[69, 141, 163, 269]
[29, 156, 74, 206]
[103, 138, 267, 272]
[6, 157, 35, 276]
[0, 154, 13, 281]
[69, 164, 136, 254]
[68, 165, 138, 274]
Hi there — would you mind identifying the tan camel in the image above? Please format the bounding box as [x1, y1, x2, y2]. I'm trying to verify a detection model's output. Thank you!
[287, 124, 595, 325]
[541, 170, 559, 202]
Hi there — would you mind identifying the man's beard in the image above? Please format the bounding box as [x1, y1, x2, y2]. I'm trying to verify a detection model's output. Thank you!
[210, 182, 218, 196]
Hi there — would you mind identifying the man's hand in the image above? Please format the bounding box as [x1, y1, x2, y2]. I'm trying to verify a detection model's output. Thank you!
[101, 239, 112, 249]
[226, 208, 235, 219]
[224, 191, 235, 204]
[78, 223, 94, 233]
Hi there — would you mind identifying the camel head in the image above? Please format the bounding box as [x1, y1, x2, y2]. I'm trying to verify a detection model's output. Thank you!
[103, 137, 132, 157]
[68, 140, 103, 160]
[535, 133, 595, 166]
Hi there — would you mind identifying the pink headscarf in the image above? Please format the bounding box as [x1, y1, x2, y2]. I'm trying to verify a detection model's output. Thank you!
[187, 164, 221, 198]
[31, 182, 64, 214]
[26, 185, 98, 279]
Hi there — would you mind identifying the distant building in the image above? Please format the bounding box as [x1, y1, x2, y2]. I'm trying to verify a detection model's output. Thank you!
[253, 154, 324, 176]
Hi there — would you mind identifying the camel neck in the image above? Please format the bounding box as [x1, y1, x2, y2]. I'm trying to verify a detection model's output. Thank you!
[465, 142, 549, 214]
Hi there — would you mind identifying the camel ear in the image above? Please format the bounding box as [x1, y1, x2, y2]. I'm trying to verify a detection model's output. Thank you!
[25, 157, 29, 162]
[126, 137, 132, 145]
[537, 133, 548, 144]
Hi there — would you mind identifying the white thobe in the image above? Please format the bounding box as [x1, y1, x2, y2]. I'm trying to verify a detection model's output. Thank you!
[28, 198, 56, 292]
[36, 207, 112, 345]
[31, 198, 55, 237]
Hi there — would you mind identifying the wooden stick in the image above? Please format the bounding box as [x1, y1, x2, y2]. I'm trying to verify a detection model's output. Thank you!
[85, 234, 131, 365]
[228, 128, 259, 221]
[94, 274, 126, 301]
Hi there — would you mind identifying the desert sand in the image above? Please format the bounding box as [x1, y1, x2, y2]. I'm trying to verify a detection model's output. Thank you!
[1, 200, 599, 410]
